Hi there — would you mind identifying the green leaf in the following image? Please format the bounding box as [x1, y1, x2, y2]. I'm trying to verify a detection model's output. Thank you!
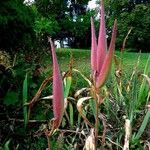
[69, 102, 74, 128]
[4, 91, 19, 106]
[89, 99, 96, 119]
[61, 118, 67, 128]
[4, 140, 10, 150]
[0, 140, 19, 150]
[134, 109, 150, 140]
[64, 76, 72, 99]
[23, 73, 28, 129]
[138, 55, 150, 107]
[14, 144, 19, 150]
[73, 69, 92, 86]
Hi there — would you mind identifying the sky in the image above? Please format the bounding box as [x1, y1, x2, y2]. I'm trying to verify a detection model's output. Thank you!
[24, 0, 97, 9]
[88, 0, 97, 9]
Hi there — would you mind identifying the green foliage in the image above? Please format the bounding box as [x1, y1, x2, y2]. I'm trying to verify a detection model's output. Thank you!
[0, 0, 35, 51]
[104, 0, 150, 52]
[71, 11, 94, 48]
[64, 76, 72, 99]
[103, 53, 150, 149]
[0, 140, 10, 150]
[34, 0, 68, 40]
[134, 109, 150, 140]
[34, 0, 93, 48]
[1, 48, 149, 149]
[34, 17, 60, 36]
[0, 140, 19, 150]
[23, 74, 28, 128]
[89, 99, 96, 118]
[138, 55, 150, 107]
[69, 102, 74, 128]
[3, 91, 19, 106]
[35, 0, 67, 17]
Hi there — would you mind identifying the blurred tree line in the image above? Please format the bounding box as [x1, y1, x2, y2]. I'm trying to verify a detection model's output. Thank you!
[0, 0, 150, 52]
[34, 0, 92, 48]
[0, 0, 35, 52]
[104, 0, 150, 52]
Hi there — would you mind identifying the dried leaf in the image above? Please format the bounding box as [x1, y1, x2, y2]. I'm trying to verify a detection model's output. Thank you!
[77, 97, 93, 128]
[83, 128, 96, 150]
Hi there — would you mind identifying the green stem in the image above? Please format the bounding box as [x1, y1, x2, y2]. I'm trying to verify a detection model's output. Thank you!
[95, 94, 100, 148]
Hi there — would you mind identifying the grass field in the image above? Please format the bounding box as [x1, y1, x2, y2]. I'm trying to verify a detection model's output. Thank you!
[45, 48, 150, 149]
[54, 48, 149, 73]
[42, 48, 149, 89]
[1, 49, 149, 149]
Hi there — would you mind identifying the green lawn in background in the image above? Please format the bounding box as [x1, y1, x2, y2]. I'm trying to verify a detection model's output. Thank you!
[53, 48, 149, 74]
[43, 48, 149, 89]
[1, 49, 149, 149]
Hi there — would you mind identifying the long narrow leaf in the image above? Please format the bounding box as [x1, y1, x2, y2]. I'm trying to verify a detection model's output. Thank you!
[77, 97, 93, 128]
[64, 76, 72, 99]
[73, 69, 92, 86]
[69, 102, 74, 128]
[138, 55, 150, 107]
[135, 109, 150, 140]
[4, 140, 10, 150]
[89, 99, 96, 119]
[23, 73, 28, 128]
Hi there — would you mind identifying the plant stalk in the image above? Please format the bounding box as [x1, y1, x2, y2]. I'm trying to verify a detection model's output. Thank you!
[45, 130, 51, 150]
[95, 98, 99, 146]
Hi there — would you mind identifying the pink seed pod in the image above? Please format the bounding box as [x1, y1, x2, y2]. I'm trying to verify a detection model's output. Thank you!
[49, 37, 64, 129]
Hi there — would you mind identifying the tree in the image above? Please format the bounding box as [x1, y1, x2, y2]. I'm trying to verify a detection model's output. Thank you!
[103, 0, 150, 52]
[34, 0, 69, 40]
[70, 10, 95, 48]
[34, 0, 91, 48]
[0, 0, 35, 52]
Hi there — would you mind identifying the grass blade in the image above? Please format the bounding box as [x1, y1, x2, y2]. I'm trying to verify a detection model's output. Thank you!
[64, 76, 72, 99]
[89, 99, 96, 119]
[4, 140, 10, 150]
[23, 73, 28, 128]
[69, 102, 74, 128]
[138, 55, 150, 107]
[73, 69, 92, 86]
[134, 109, 150, 140]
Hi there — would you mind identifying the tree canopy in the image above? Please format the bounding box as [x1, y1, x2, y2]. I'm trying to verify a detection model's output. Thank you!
[104, 0, 150, 52]
[0, 0, 150, 52]
[34, 0, 90, 48]
[0, 0, 35, 52]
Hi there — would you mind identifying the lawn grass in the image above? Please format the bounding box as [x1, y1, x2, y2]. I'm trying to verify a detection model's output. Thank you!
[53, 48, 149, 75]
[1, 48, 149, 149]
[43, 48, 149, 89]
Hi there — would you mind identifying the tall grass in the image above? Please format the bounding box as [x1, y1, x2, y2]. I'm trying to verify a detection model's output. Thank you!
[23, 48, 149, 149]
